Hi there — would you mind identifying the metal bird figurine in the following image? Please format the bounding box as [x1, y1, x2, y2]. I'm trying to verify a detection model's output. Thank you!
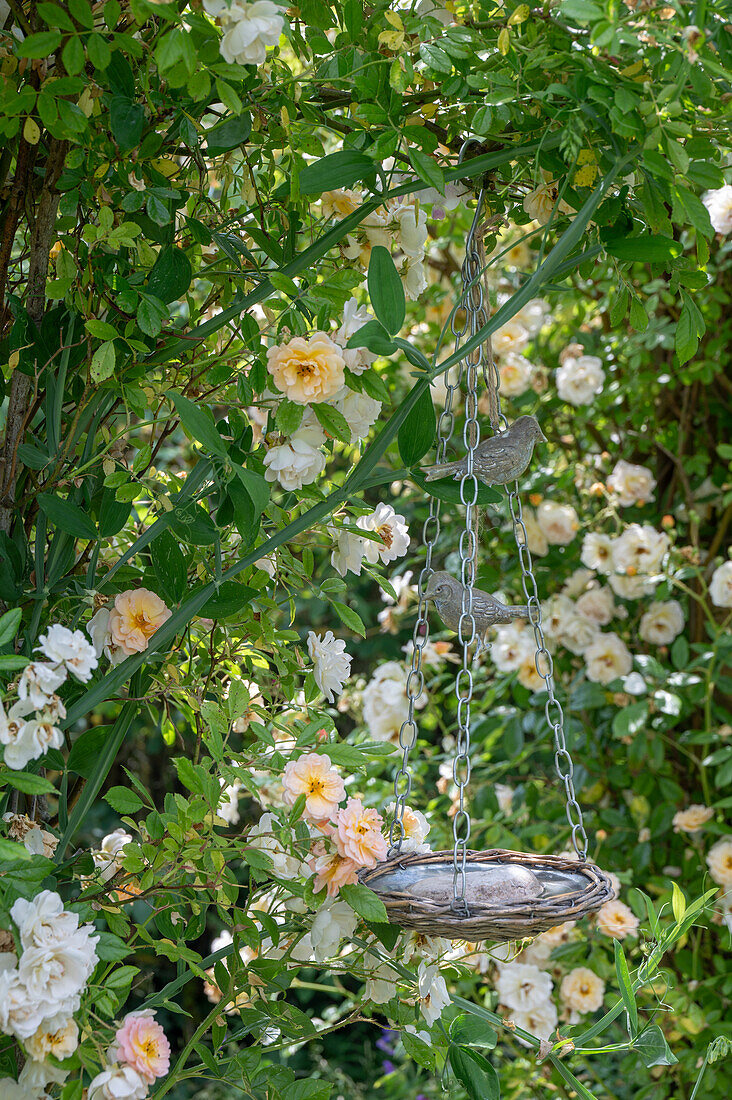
[424, 571, 530, 645]
[422, 415, 546, 485]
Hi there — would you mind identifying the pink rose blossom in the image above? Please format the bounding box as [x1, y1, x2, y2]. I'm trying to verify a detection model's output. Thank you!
[115, 1010, 171, 1083]
[334, 798, 388, 868]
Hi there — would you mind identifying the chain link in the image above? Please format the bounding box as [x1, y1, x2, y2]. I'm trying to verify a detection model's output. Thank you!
[388, 358, 464, 856]
[506, 488, 589, 859]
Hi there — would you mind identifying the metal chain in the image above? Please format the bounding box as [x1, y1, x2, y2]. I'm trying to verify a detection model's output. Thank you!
[450, 191, 489, 911]
[507, 486, 589, 859]
[388, 351, 464, 856]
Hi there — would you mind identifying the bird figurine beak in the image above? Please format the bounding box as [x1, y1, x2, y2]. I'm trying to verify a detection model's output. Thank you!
[539, 428, 548, 443]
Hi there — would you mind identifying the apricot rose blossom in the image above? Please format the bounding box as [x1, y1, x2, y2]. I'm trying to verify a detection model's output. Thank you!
[335, 798, 388, 868]
[283, 753, 346, 822]
[266, 333, 345, 404]
[114, 1010, 170, 1084]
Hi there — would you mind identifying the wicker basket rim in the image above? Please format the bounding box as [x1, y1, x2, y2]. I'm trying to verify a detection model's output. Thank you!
[360, 847, 612, 919]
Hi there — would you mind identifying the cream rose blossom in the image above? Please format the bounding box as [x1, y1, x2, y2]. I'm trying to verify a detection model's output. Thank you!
[536, 501, 579, 546]
[606, 460, 657, 507]
[556, 353, 604, 406]
[639, 600, 685, 645]
[596, 898, 639, 938]
[334, 798, 387, 867]
[560, 967, 605, 1014]
[306, 630, 352, 703]
[267, 332, 345, 404]
[673, 805, 714, 833]
[584, 632, 633, 684]
[706, 838, 732, 885]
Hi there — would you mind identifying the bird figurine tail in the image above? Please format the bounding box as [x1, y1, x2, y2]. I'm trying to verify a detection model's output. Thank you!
[422, 460, 462, 482]
[497, 604, 530, 622]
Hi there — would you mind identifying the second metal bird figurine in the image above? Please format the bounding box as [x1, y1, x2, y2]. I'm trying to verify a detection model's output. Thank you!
[424, 571, 530, 645]
[422, 414, 546, 485]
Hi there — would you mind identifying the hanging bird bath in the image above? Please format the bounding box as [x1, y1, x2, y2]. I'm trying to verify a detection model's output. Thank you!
[371, 157, 614, 942]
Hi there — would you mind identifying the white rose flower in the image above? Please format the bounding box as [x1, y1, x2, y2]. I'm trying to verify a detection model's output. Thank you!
[403, 257, 428, 299]
[217, 780, 242, 825]
[606, 460, 657, 507]
[263, 424, 327, 491]
[333, 390, 382, 443]
[362, 660, 425, 741]
[562, 567, 594, 599]
[87, 607, 125, 666]
[702, 183, 732, 235]
[0, 699, 35, 769]
[6, 1059, 68, 1098]
[583, 632, 633, 684]
[492, 318, 529, 357]
[309, 900, 358, 962]
[248, 813, 309, 879]
[706, 838, 732, 886]
[556, 354, 604, 406]
[499, 353, 534, 397]
[541, 593, 575, 639]
[2, 708, 64, 771]
[496, 962, 553, 1011]
[306, 630, 351, 703]
[418, 961, 450, 1026]
[25, 1012, 79, 1061]
[385, 801, 430, 853]
[557, 612, 600, 656]
[536, 501, 579, 545]
[357, 503, 410, 566]
[17, 662, 67, 709]
[495, 783, 514, 814]
[490, 622, 535, 672]
[35, 623, 98, 682]
[18, 933, 97, 1010]
[333, 297, 377, 374]
[608, 573, 657, 601]
[92, 828, 133, 882]
[611, 524, 669, 576]
[0, 967, 48, 1040]
[204, 0, 285, 66]
[514, 298, 549, 335]
[88, 1063, 148, 1100]
[576, 586, 616, 626]
[639, 600, 685, 645]
[709, 560, 732, 608]
[397, 206, 428, 259]
[521, 508, 548, 556]
[580, 532, 615, 574]
[329, 525, 365, 578]
[365, 959, 398, 1004]
[523, 175, 571, 224]
[508, 1000, 559, 1042]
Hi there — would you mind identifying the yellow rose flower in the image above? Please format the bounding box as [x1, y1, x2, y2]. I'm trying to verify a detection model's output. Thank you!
[266, 333, 345, 405]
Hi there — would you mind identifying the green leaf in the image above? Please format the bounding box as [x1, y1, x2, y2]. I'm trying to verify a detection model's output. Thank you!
[0, 655, 30, 671]
[605, 235, 682, 263]
[110, 96, 144, 150]
[206, 112, 252, 155]
[147, 246, 192, 303]
[450, 1015, 498, 1049]
[671, 881, 686, 924]
[614, 939, 638, 1037]
[67, 726, 112, 778]
[38, 3, 76, 31]
[300, 149, 376, 194]
[68, 0, 94, 27]
[95, 931, 131, 962]
[634, 1025, 678, 1067]
[199, 581, 258, 618]
[174, 756, 207, 797]
[332, 600, 366, 637]
[3, 771, 56, 795]
[449, 1047, 500, 1100]
[0, 607, 22, 647]
[275, 399, 304, 436]
[398, 385, 436, 466]
[347, 319, 397, 356]
[611, 701, 647, 737]
[90, 341, 116, 384]
[169, 392, 228, 457]
[87, 32, 111, 69]
[676, 296, 700, 365]
[151, 529, 188, 605]
[339, 883, 388, 923]
[37, 493, 98, 541]
[232, 465, 269, 517]
[62, 34, 85, 75]
[368, 245, 405, 335]
[409, 467, 501, 506]
[313, 403, 351, 444]
[16, 31, 62, 58]
[0, 837, 33, 862]
[410, 146, 445, 192]
[419, 42, 453, 74]
[104, 786, 144, 814]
